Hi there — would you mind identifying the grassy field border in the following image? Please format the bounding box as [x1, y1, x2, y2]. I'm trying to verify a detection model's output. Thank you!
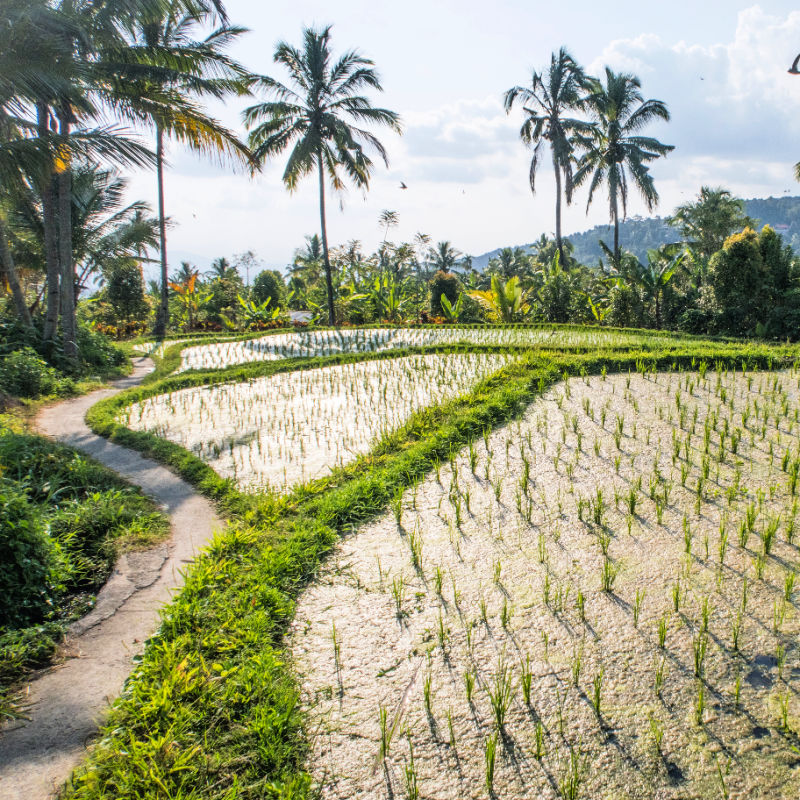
[63, 335, 797, 799]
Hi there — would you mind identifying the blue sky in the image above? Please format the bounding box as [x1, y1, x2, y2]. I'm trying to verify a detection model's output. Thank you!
[125, 1, 800, 275]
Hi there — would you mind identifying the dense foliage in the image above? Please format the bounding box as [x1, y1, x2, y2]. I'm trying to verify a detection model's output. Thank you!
[0, 426, 168, 714]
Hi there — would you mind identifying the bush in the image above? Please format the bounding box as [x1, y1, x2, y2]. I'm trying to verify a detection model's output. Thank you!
[0, 479, 58, 628]
[0, 347, 67, 398]
[252, 270, 287, 308]
[430, 271, 461, 316]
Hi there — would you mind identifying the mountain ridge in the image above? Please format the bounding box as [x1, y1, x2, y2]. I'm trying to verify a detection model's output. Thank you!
[470, 194, 800, 270]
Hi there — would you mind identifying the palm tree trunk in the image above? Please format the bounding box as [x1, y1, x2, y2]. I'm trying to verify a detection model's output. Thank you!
[317, 152, 336, 326]
[154, 124, 169, 337]
[39, 102, 60, 343]
[612, 191, 620, 263]
[57, 106, 77, 360]
[553, 152, 565, 264]
[655, 290, 661, 330]
[0, 215, 32, 326]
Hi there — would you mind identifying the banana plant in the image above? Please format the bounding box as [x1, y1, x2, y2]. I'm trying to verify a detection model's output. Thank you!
[585, 292, 611, 324]
[357, 274, 410, 322]
[237, 294, 283, 329]
[169, 271, 212, 330]
[439, 292, 464, 322]
[469, 275, 531, 322]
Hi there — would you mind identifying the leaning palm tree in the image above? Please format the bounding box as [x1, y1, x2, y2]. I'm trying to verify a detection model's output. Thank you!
[504, 48, 594, 263]
[245, 26, 402, 325]
[573, 68, 674, 262]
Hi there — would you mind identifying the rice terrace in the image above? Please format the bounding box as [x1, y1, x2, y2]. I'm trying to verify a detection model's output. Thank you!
[2, 1, 800, 800]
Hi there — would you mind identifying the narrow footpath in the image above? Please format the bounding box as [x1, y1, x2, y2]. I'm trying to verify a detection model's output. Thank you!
[0, 357, 222, 800]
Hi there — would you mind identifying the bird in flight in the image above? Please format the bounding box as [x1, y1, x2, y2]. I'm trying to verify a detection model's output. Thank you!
[789, 54, 800, 74]
[399, 181, 408, 189]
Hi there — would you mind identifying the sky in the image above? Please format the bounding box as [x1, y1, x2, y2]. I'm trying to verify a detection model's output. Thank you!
[122, 1, 800, 275]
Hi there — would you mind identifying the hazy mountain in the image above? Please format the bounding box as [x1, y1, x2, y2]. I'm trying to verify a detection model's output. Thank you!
[471, 195, 800, 270]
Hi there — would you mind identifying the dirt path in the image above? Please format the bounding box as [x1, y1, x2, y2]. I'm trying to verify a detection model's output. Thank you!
[0, 357, 222, 800]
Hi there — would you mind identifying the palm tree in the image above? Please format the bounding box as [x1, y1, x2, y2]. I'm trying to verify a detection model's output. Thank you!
[629, 246, 685, 330]
[429, 241, 461, 272]
[504, 48, 593, 263]
[245, 25, 402, 326]
[124, 6, 252, 337]
[23, 0, 159, 355]
[573, 68, 674, 262]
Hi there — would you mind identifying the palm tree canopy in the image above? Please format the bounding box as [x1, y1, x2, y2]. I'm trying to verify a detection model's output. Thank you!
[573, 67, 674, 221]
[503, 47, 593, 198]
[244, 25, 402, 190]
[429, 241, 461, 272]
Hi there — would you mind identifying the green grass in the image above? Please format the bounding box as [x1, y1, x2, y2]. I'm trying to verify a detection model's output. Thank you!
[0, 425, 170, 718]
[59, 329, 798, 798]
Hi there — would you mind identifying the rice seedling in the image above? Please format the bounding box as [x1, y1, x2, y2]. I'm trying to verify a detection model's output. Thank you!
[695, 681, 705, 725]
[649, 715, 664, 753]
[533, 720, 545, 759]
[693, 632, 707, 678]
[601, 557, 617, 593]
[633, 588, 645, 627]
[408, 526, 423, 571]
[558, 745, 584, 800]
[423, 671, 433, 716]
[784, 569, 796, 600]
[576, 589, 586, 622]
[403, 740, 419, 800]
[571, 642, 584, 687]
[484, 733, 498, 795]
[591, 668, 604, 717]
[654, 657, 666, 698]
[731, 609, 742, 652]
[657, 614, 668, 649]
[486, 660, 514, 730]
[520, 654, 533, 706]
[331, 622, 341, 674]
[392, 573, 406, 618]
[464, 667, 476, 704]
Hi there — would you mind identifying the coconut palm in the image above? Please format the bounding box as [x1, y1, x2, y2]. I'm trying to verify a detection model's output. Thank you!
[504, 48, 594, 263]
[124, 6, 253, 336]
[245, 25, 402, 325]
[572, 68, 674, 262]
[429, 241, 461, 272]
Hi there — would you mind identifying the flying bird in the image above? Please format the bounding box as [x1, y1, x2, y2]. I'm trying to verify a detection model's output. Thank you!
[789, 53, 800, 75]
[399, 181, 408, 189]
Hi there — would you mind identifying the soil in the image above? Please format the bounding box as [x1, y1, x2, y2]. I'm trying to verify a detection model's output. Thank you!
[290, 369, 800, 800]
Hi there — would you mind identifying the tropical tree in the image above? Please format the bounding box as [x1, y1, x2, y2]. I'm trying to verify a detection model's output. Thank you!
[667, 187, 754, 265]
[614, 244, 684, 330]
[169, 267, 209, 329]
[573, 68, 674, 261]
[429, 241, 461, 272]
[469, 275, 531, 322]
[124, 5, 253, 337]
[245, 25, 402, 325]
[504, 48, 593, 262]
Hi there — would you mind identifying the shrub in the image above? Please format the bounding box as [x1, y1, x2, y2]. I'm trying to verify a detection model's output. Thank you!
[252, 269, 287, 308]
[0, 479, 58, 627]
[0, 347, 62, 398]
[430, 271, 461, 316]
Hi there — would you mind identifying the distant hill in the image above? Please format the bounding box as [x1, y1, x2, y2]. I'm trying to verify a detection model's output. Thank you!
[471, 195, 800, 269]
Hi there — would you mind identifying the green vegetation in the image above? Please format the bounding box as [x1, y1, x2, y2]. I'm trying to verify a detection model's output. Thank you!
[0, 423, 169, 717]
